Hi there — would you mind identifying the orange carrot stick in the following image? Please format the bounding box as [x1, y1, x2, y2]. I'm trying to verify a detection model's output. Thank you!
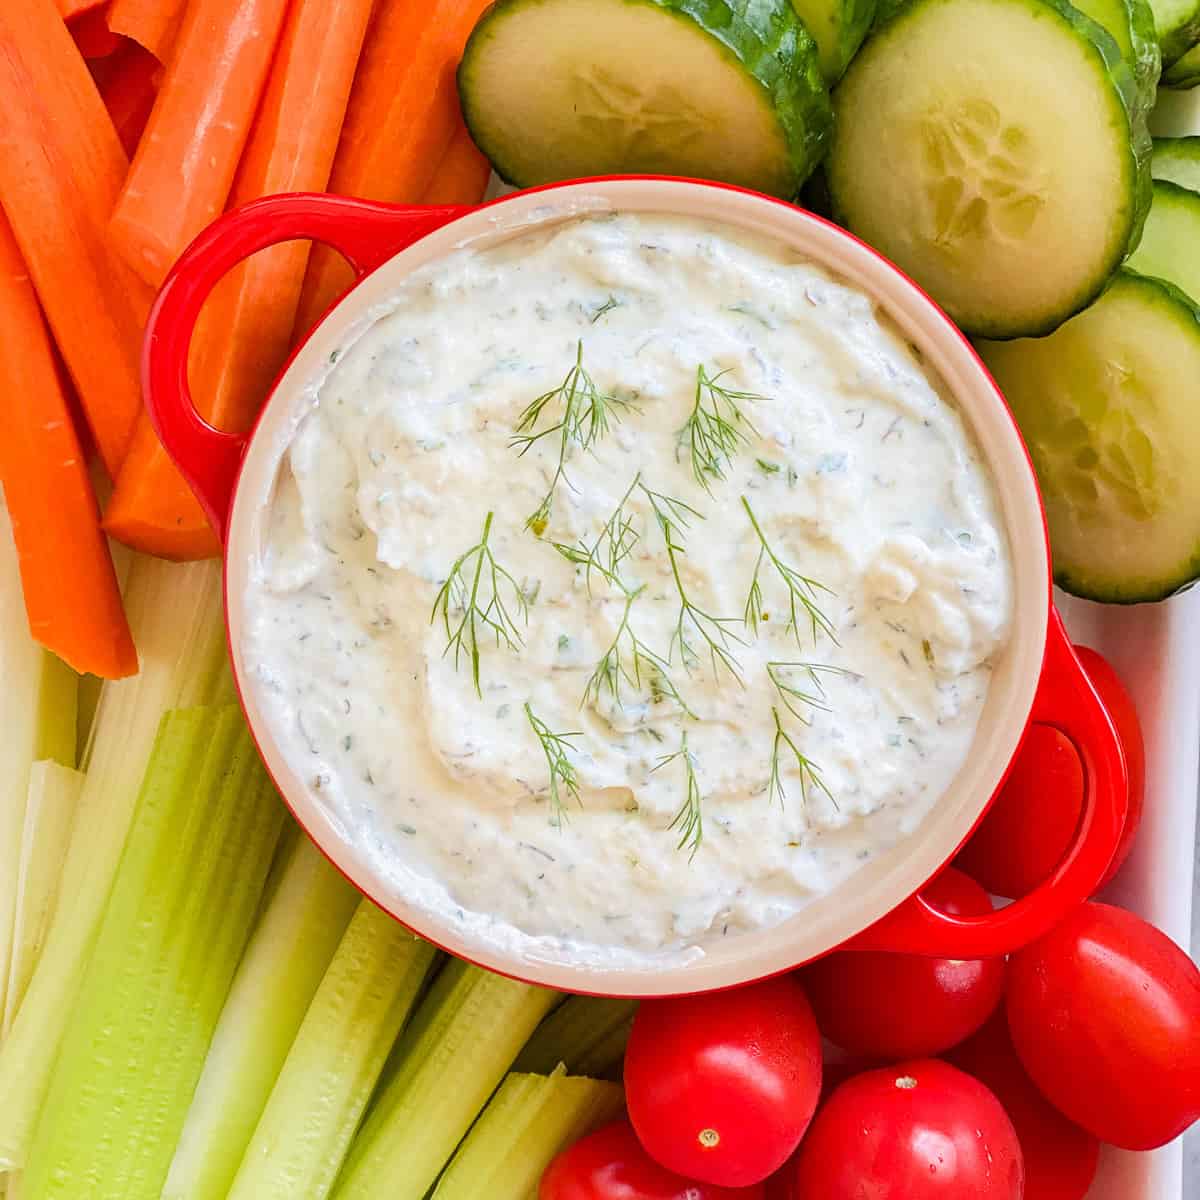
[420, 122, 492, 206]
[0, 212, 137, 679]
[108, 0, 290, 287]
[58, 0, 105, 19]
[70, 6, 123, 58]
[97, 41, 161, 156]
[106, 0, 186, 61]
[104, 0, 374, 560]
[293, 0, 495, 336]
[0, 0, 152, 481]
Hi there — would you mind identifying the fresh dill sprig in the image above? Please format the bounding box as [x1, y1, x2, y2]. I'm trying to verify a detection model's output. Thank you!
[769, 706, 836, 811]
[678, 365, 764, 493]
[766, 661, 859, 724]
[430, 511, 529, 697]
[741, 497, 837, 647]
[524, 703, 581, 828]
[653, 731, 704, 859]
[640, 481, 746, 684]
[583, 587, 696, 717]
[552, 475, 641, 596]
[590, 295, 622, 323]
[510, 341, 632, 534]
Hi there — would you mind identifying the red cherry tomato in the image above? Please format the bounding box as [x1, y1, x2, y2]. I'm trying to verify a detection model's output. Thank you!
[1006, 901, 1200, 1150]
[956, 646, 1143, 898]
[784, 1060, 1024, 1199]
[799, 867, 1004, 1058]
[623, 976, 822, 1187]
[540, 1120, 764, 1200]
[1074, 646, 1144, 882]
[949, 1012, 1099, 1200]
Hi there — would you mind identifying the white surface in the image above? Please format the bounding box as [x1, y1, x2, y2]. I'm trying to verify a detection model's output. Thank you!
[1058, 588, 1200, 1200]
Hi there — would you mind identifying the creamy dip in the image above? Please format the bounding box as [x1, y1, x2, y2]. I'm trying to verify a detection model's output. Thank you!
[244, 211, 1013, 967]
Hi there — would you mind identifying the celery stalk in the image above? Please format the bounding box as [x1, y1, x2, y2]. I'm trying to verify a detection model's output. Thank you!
[23, 705, 284, 1200]
[162, 835, 361, 1200]
[2, 763, 84, 1033]
[514, 996, 638, 1079]
[0, 556, 224, 1170]
[432, 1066, 624, 1199]
[332, 961, 560, 1200]
[0, 504, 77, 1028]
[225, 901, 439, 1200]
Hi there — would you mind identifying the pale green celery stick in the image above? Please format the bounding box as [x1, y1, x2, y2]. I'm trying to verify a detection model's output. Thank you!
[2, 764, 84, 1033]
[0, 499, 78, 1026]
[225, 902, 439, 1200]
[23, 705, 284, 1200]
[432, 1066, 624, 1200]
[162, 835, 361, 1200]
[514, 997, 638, 1080]
[332, 961, 560, 1200]
[0, 556, 224, 1170]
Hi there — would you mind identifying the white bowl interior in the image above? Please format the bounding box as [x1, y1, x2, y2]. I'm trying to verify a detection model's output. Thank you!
[226, 180, 1049, 995]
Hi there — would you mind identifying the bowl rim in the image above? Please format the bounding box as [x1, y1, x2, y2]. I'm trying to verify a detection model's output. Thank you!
[223, 177, 1051, 996]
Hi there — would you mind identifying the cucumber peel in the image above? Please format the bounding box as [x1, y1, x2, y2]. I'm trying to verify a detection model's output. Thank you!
[1127, 179, 1200, 299]
[459, 0, 832, 198]
[1152, 136, 1200, 187]
[789, 0, 876, 82]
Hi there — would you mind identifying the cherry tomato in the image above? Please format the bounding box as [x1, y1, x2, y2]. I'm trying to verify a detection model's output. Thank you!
[949, 1012, 1098, 1200]
[1006, 901, 1200, 1150]
[540, 1120, 764, 1200]
[784, 1060, 1024, 1199]
[799, 867, 1004, 1058]
[956, 646, 1143, 898]
[623, 976, 822, 1187]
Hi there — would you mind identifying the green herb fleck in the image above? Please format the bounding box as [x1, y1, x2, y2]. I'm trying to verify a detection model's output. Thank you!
[922, 638, 935, 666]
[742, 497, 837, 647]
[679, 365, 764, 493]
[430, 511, 529, 696]
[525, 703, 581, 829]
[654, 731, 704, 859]
[756, 458, 782, 475]
[590, 295, 622, 323]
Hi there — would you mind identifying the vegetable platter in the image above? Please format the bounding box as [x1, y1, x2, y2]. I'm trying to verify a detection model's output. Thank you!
[1, 0, 1200, 1199]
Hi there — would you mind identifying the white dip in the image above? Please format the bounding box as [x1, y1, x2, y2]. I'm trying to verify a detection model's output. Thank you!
[244, 211, 1013, 967]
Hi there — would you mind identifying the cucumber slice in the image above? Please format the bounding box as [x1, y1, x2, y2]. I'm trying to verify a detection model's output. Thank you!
[1127, 179, 1200, 298]
[830, 0, 1151, 338]
[978, 270, 1200, 602]
[1163, 39, 1200, 81]
[459, 0, 832, 199]
[789, 0, 876, 82]
[1152, 135, 1200, 186]
[1073, 0, 1161, 108]
[1146, 0, 1200, 65]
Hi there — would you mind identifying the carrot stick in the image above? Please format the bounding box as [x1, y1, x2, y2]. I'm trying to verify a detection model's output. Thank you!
[97, 42, 161, 156]
[0, 212, 136, 679]
[70, 6, 123, 58]
[106, 0, 186, 61]
[104, 0, 374, 561]
[293, 0, 495, 337]
[58, 0, 105, 19]
[420, 123, 492, 206]
[108, 0, 291, 287]
[0, 0, 152, 481]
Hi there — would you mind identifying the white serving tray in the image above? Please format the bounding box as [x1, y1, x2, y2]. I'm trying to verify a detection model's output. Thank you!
[1060, 589, 1200, 1200]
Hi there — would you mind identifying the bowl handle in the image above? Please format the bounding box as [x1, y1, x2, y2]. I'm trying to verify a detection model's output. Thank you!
[142, 192, 472, 536]
[844, 606, 1128, 958]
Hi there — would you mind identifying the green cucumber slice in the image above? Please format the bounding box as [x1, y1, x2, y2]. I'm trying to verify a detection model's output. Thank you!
[1163, 38, 1200, 81]
[789, 0, 876, 82]
[978, 270, 1200, 602]
[1073, 0, 1161, 108]
[1152, 135, 1200, 187]
[1127, 179, 1200, 298]
[1147, 0, 1200, 65]
[829, 0, 1151, 338]
[458, 0, 832, 199]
